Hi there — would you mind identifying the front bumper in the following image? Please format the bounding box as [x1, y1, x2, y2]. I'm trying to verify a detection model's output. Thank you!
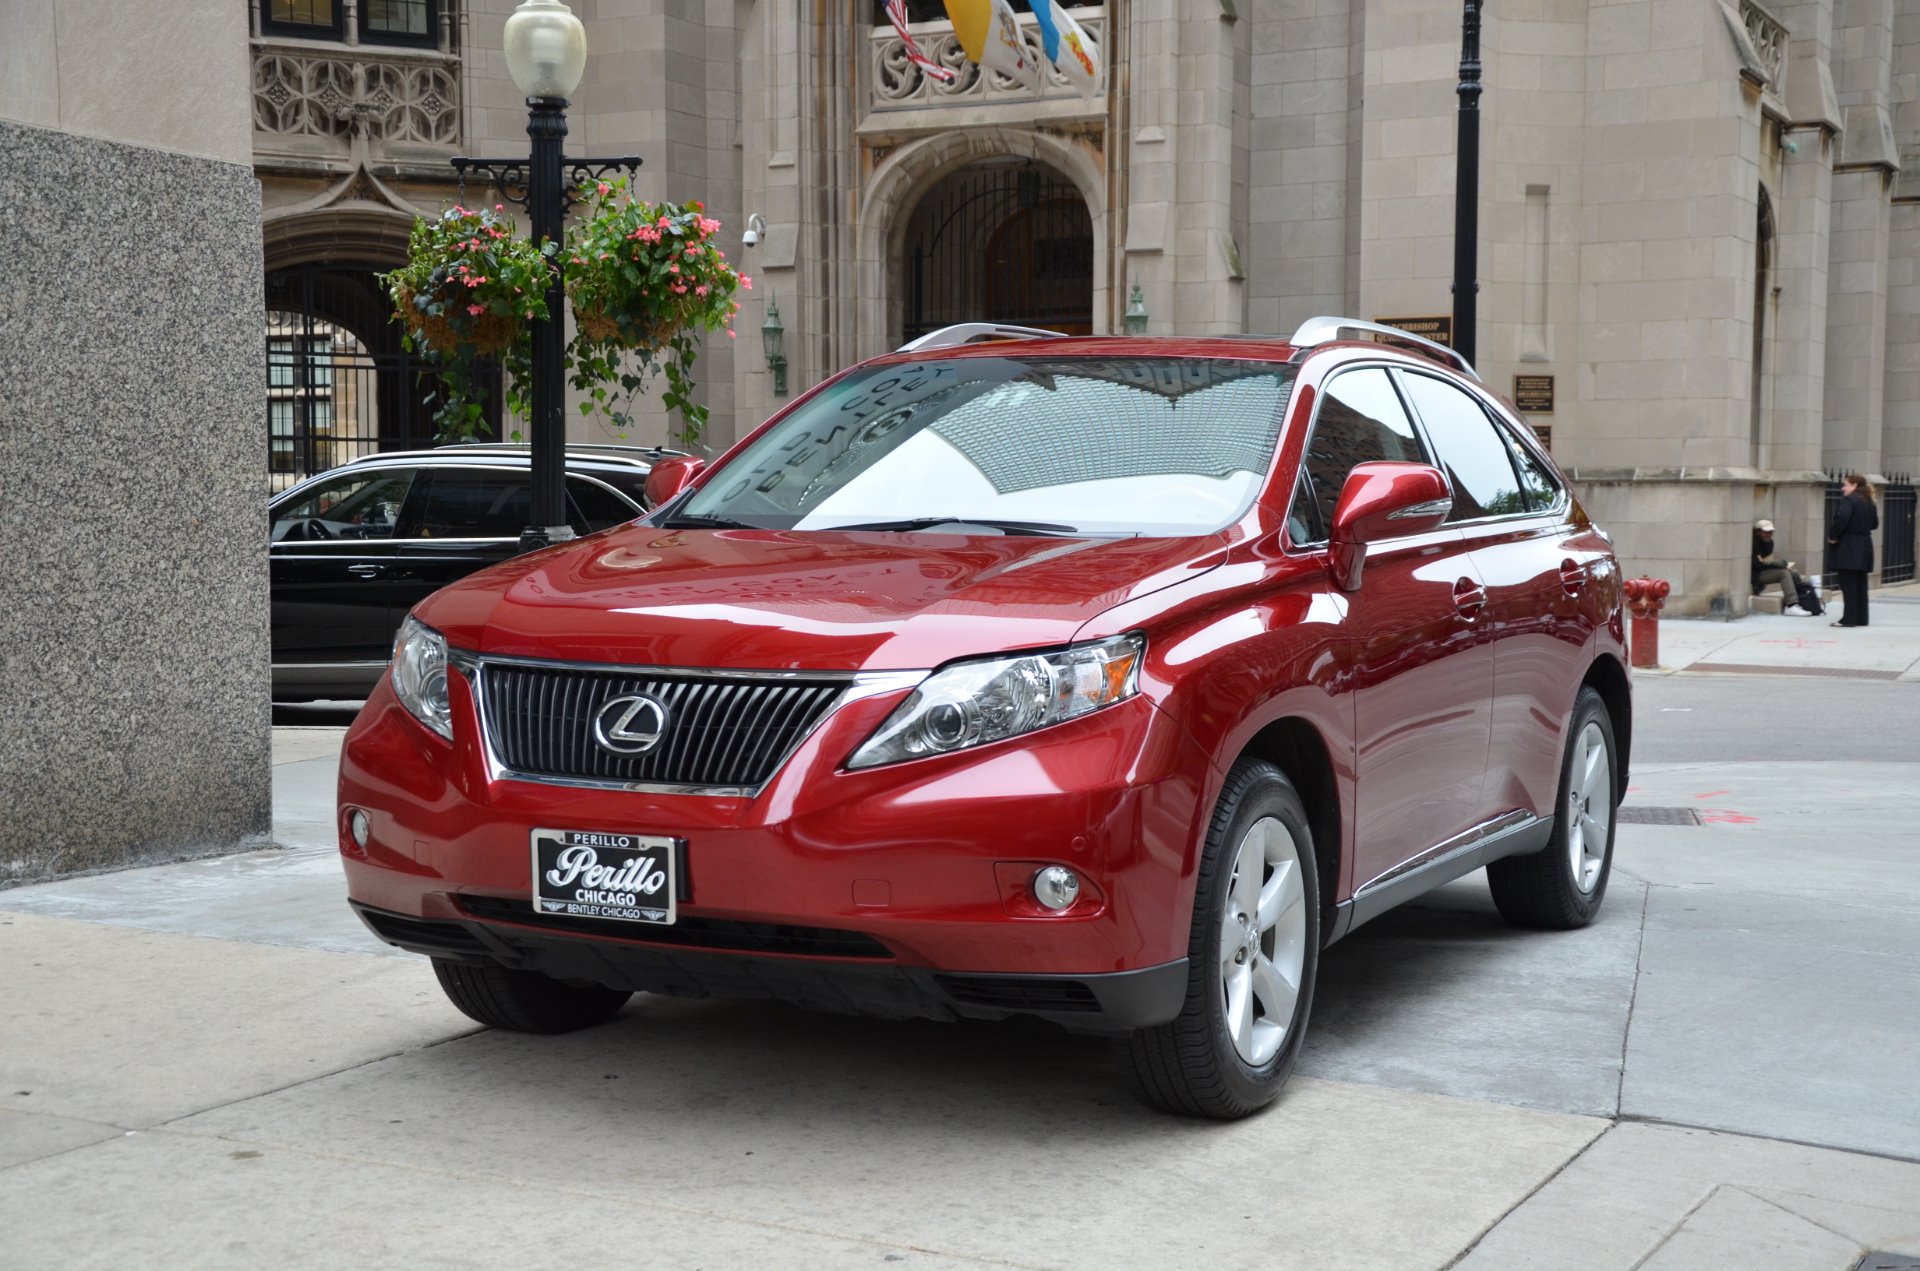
[353, 900, 1188, 1034]
[340, 665, 1215, 1030]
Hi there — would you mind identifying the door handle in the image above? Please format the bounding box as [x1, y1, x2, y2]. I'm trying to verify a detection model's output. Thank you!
[1558, 560, 1586, 596]
[1452, 577, 1487, 618]
[347, 564, 385, 578]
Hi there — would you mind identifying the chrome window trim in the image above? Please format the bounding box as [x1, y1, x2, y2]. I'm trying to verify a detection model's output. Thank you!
[449, 648, 923, 797]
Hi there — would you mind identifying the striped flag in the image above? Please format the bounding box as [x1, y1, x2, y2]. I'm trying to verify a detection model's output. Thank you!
[885, 0, 956, 82]
[1023, 0, 1100, 97]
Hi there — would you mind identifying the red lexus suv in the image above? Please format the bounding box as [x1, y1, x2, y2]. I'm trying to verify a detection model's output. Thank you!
[340, 318, 1630, 1119]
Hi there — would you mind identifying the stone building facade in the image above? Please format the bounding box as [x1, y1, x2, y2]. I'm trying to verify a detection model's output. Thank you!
[246, 1, 1915, 613]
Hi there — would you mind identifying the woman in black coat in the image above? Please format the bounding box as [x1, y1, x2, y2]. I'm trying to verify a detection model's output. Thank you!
[1827, 473, 1879, 627]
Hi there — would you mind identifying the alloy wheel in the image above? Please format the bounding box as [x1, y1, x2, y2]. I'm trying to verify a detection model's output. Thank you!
[1219, 816, 1308, 1066]
[1566, 720, 1612, 893]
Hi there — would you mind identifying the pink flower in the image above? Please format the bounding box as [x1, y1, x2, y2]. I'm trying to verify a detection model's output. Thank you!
[657, 215, 671, 228]
[467, 303, 484, 316]
[597, 181, 610, 195]
[726, 328, 736, 339]
[740, 275, 752, 291]
[669, 263, 680, 274]
[695, 284, 709, 296]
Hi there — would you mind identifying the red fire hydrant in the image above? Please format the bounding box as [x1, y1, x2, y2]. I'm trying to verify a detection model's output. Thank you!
[1623, 577, 1671, 669]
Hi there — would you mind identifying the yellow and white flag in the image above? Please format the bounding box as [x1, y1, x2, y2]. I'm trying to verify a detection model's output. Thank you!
[944, 0, 1043, 90]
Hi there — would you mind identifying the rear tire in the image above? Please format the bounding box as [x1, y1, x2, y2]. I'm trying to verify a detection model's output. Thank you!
[1120, 760, 1321, 1119]
[1487, 686, 1618, 929]
[432, 958, 632, 1033]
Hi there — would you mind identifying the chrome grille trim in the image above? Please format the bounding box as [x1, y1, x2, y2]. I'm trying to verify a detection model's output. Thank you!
[452, 649, 921, 797]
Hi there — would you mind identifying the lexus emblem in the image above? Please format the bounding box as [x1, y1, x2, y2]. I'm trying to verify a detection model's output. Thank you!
[593, 695, 669, 755]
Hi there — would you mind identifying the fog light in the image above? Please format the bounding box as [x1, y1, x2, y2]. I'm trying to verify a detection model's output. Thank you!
[348, 809, 370, 849]
[1032, 866, 1081, 911]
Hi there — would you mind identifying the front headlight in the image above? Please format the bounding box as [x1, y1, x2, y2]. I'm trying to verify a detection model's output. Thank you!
[848, 634, 1145, 770]
[391, 616, 454, 740]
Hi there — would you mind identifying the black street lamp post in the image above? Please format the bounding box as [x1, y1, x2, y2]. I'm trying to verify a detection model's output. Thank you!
[450, 0, 640, 553]
[1452, 0, 1483, 369]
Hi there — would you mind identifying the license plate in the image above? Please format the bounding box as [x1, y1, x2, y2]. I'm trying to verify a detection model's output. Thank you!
[531, 829, 679, 926]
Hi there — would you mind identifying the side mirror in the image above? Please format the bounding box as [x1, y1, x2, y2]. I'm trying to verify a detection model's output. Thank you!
[1328, 462, 1452, 592]
[643, 455, 706, 508]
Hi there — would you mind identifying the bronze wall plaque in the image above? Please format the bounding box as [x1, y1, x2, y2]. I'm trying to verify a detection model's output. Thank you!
[1532, 425, 1552, 452]
[1372, 315, 1453, 349]
[1513, 374, 1555, 413]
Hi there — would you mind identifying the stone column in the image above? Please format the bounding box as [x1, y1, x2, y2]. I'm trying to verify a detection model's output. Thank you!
[0, 1, 269, 881]
[1246, 0, 1357, 333]
[1822, 0, 1897, 476]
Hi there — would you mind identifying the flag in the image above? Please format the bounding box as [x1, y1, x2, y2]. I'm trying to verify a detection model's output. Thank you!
[943, 0, 1042, 90]
[885, 0, 955, 82]
[1022, 0, 1100, 97]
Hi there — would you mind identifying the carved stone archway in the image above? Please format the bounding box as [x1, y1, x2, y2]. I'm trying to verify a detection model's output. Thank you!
[855, 127, 1106, 356]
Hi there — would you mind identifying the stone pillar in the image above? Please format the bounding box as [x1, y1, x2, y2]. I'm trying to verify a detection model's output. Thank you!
[1246, 0, 1356, 333]
[0, 1, 269, 881]
[1124, 0, 1244, 336]
[1822, 0, 1897, 476]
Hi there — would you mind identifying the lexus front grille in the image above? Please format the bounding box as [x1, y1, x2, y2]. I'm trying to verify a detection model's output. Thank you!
[475, 661, 851, 792]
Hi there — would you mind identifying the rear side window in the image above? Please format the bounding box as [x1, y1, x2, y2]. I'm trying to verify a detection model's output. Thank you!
[1298, 367, 1431, 538]
[1500, 416, 1563, 511]
[1399, 372, 1528, 521]
[416, 469, 530, 539]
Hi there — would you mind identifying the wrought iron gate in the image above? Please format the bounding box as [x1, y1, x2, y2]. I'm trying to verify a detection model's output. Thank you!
[902, 162, 1093, 343]
[264, 262, 500, 493]
[1883, 473, 1915, 585]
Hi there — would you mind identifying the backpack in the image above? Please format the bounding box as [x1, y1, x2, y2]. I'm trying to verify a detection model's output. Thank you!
[1796, 580, 1824, 616]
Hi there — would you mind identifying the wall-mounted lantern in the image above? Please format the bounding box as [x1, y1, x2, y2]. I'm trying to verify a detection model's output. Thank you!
[1124, 280, 1149, 336]
[762, 293, 788, 396]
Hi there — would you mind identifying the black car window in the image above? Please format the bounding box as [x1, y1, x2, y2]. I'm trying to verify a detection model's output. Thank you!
[1399, 372, 1529, 521]
[416, 469, 530, 539]
[271, 469, 413, 542]
[568, 477, 641, 534]
[1496, 411, 1563, 511]
[1298, 367, 1430, 538]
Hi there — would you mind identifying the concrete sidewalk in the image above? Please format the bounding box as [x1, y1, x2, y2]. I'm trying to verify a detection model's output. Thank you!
[1642, 581, 1920, 680]
[3, 668, 1917, 1267]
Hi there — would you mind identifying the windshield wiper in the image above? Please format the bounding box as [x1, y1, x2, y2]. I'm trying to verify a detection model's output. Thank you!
[658, 513, 757, 529]
[822, 516, 1083, 536]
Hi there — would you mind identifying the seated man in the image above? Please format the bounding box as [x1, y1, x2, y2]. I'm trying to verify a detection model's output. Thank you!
[1752, 518, 1809, 613]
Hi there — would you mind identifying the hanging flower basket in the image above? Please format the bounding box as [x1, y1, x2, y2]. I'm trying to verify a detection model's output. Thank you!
[381, 204, 552, 359]
[565, 180, 748, 445]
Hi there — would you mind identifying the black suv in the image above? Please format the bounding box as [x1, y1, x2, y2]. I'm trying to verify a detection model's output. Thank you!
[269, 444, 678, 701]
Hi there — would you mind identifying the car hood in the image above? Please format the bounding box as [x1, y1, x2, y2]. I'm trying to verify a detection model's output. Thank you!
[414, 524, 1231, 672]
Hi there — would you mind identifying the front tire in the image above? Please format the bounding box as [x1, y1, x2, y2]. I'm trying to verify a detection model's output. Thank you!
[432, 958, 632, 1034]
[1121, 760, 1321, 1119]
[1487, 686, 1618, 929]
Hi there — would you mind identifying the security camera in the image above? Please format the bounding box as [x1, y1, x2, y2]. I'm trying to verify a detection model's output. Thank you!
[743, 212, 767, 249]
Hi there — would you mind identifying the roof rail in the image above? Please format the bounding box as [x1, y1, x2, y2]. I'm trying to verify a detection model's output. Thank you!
[896, 322, 1067, 353]
[1287, 316, 1481, 382]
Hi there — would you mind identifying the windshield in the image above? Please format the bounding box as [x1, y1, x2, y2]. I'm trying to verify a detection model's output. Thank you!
[676, 356, 1297, 536]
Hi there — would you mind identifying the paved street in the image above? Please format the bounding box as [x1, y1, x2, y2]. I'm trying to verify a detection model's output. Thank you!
[4, 595, 1919, 1269]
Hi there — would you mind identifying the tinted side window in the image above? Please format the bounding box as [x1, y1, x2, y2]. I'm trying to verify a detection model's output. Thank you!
[417, 470, 530, 539]
[1299, 368, 1430, 536]
[567, 477, 641, 534]
[1497, 414, 1562, 511]
[1400, 373, 1528, 521]
[271, 469, 413, 542]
